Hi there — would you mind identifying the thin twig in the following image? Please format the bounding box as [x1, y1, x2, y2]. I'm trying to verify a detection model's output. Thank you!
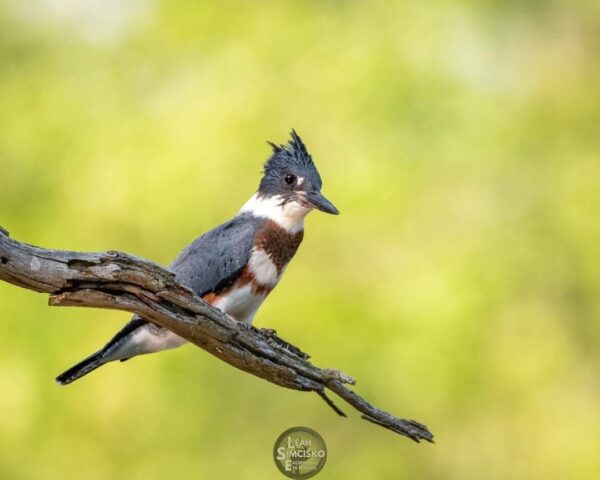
[316, 390, 347, 417]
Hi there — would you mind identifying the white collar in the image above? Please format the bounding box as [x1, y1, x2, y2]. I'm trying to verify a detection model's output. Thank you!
[240, 193, 310, 233]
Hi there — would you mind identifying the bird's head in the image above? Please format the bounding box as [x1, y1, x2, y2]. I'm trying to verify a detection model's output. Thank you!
[257, 130, 339, 216]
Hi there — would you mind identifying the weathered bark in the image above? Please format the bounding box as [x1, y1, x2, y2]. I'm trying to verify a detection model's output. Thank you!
[0, 226, 433, 443]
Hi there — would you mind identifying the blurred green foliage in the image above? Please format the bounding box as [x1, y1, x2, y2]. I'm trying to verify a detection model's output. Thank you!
[1, 1, 599, 479]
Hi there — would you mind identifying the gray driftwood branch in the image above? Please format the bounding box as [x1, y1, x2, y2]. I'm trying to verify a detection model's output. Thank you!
[0, 226, 433, 443]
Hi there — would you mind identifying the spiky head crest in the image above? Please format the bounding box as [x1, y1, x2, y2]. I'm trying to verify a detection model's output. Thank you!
[258, 130, 323, 197]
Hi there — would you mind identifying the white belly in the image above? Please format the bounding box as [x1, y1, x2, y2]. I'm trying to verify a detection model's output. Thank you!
[213, 284, 267, 325]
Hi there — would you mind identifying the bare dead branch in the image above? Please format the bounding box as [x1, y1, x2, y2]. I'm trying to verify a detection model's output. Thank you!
[0, 226, 434, 443]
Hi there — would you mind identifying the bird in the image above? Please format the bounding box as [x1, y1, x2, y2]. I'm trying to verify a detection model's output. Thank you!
[56, 130, 339, 385]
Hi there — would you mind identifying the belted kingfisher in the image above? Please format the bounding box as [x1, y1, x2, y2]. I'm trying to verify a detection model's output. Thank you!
[56, 130, 339, 385]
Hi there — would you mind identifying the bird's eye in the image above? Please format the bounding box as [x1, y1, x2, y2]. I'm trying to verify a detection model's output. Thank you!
[284, 174, 296, 185]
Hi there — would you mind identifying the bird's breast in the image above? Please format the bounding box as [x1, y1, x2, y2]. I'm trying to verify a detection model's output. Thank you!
[254, 219, 304, 273]
[200, 220, 303, 325]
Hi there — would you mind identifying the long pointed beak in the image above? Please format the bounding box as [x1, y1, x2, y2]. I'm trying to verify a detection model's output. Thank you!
[305, 191, 340, 215]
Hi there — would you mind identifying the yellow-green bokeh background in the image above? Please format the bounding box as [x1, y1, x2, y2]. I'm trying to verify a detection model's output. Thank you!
[1, 1, 599, 479]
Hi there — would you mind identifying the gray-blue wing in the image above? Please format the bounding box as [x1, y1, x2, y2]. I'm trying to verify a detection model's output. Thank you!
[102, 213, 263, 349]
[169, 212, 264, 297]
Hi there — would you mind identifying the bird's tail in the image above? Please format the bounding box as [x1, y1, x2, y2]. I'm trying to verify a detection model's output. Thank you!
[55, 317, 149, 385]
[55, 350, 108, 385]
